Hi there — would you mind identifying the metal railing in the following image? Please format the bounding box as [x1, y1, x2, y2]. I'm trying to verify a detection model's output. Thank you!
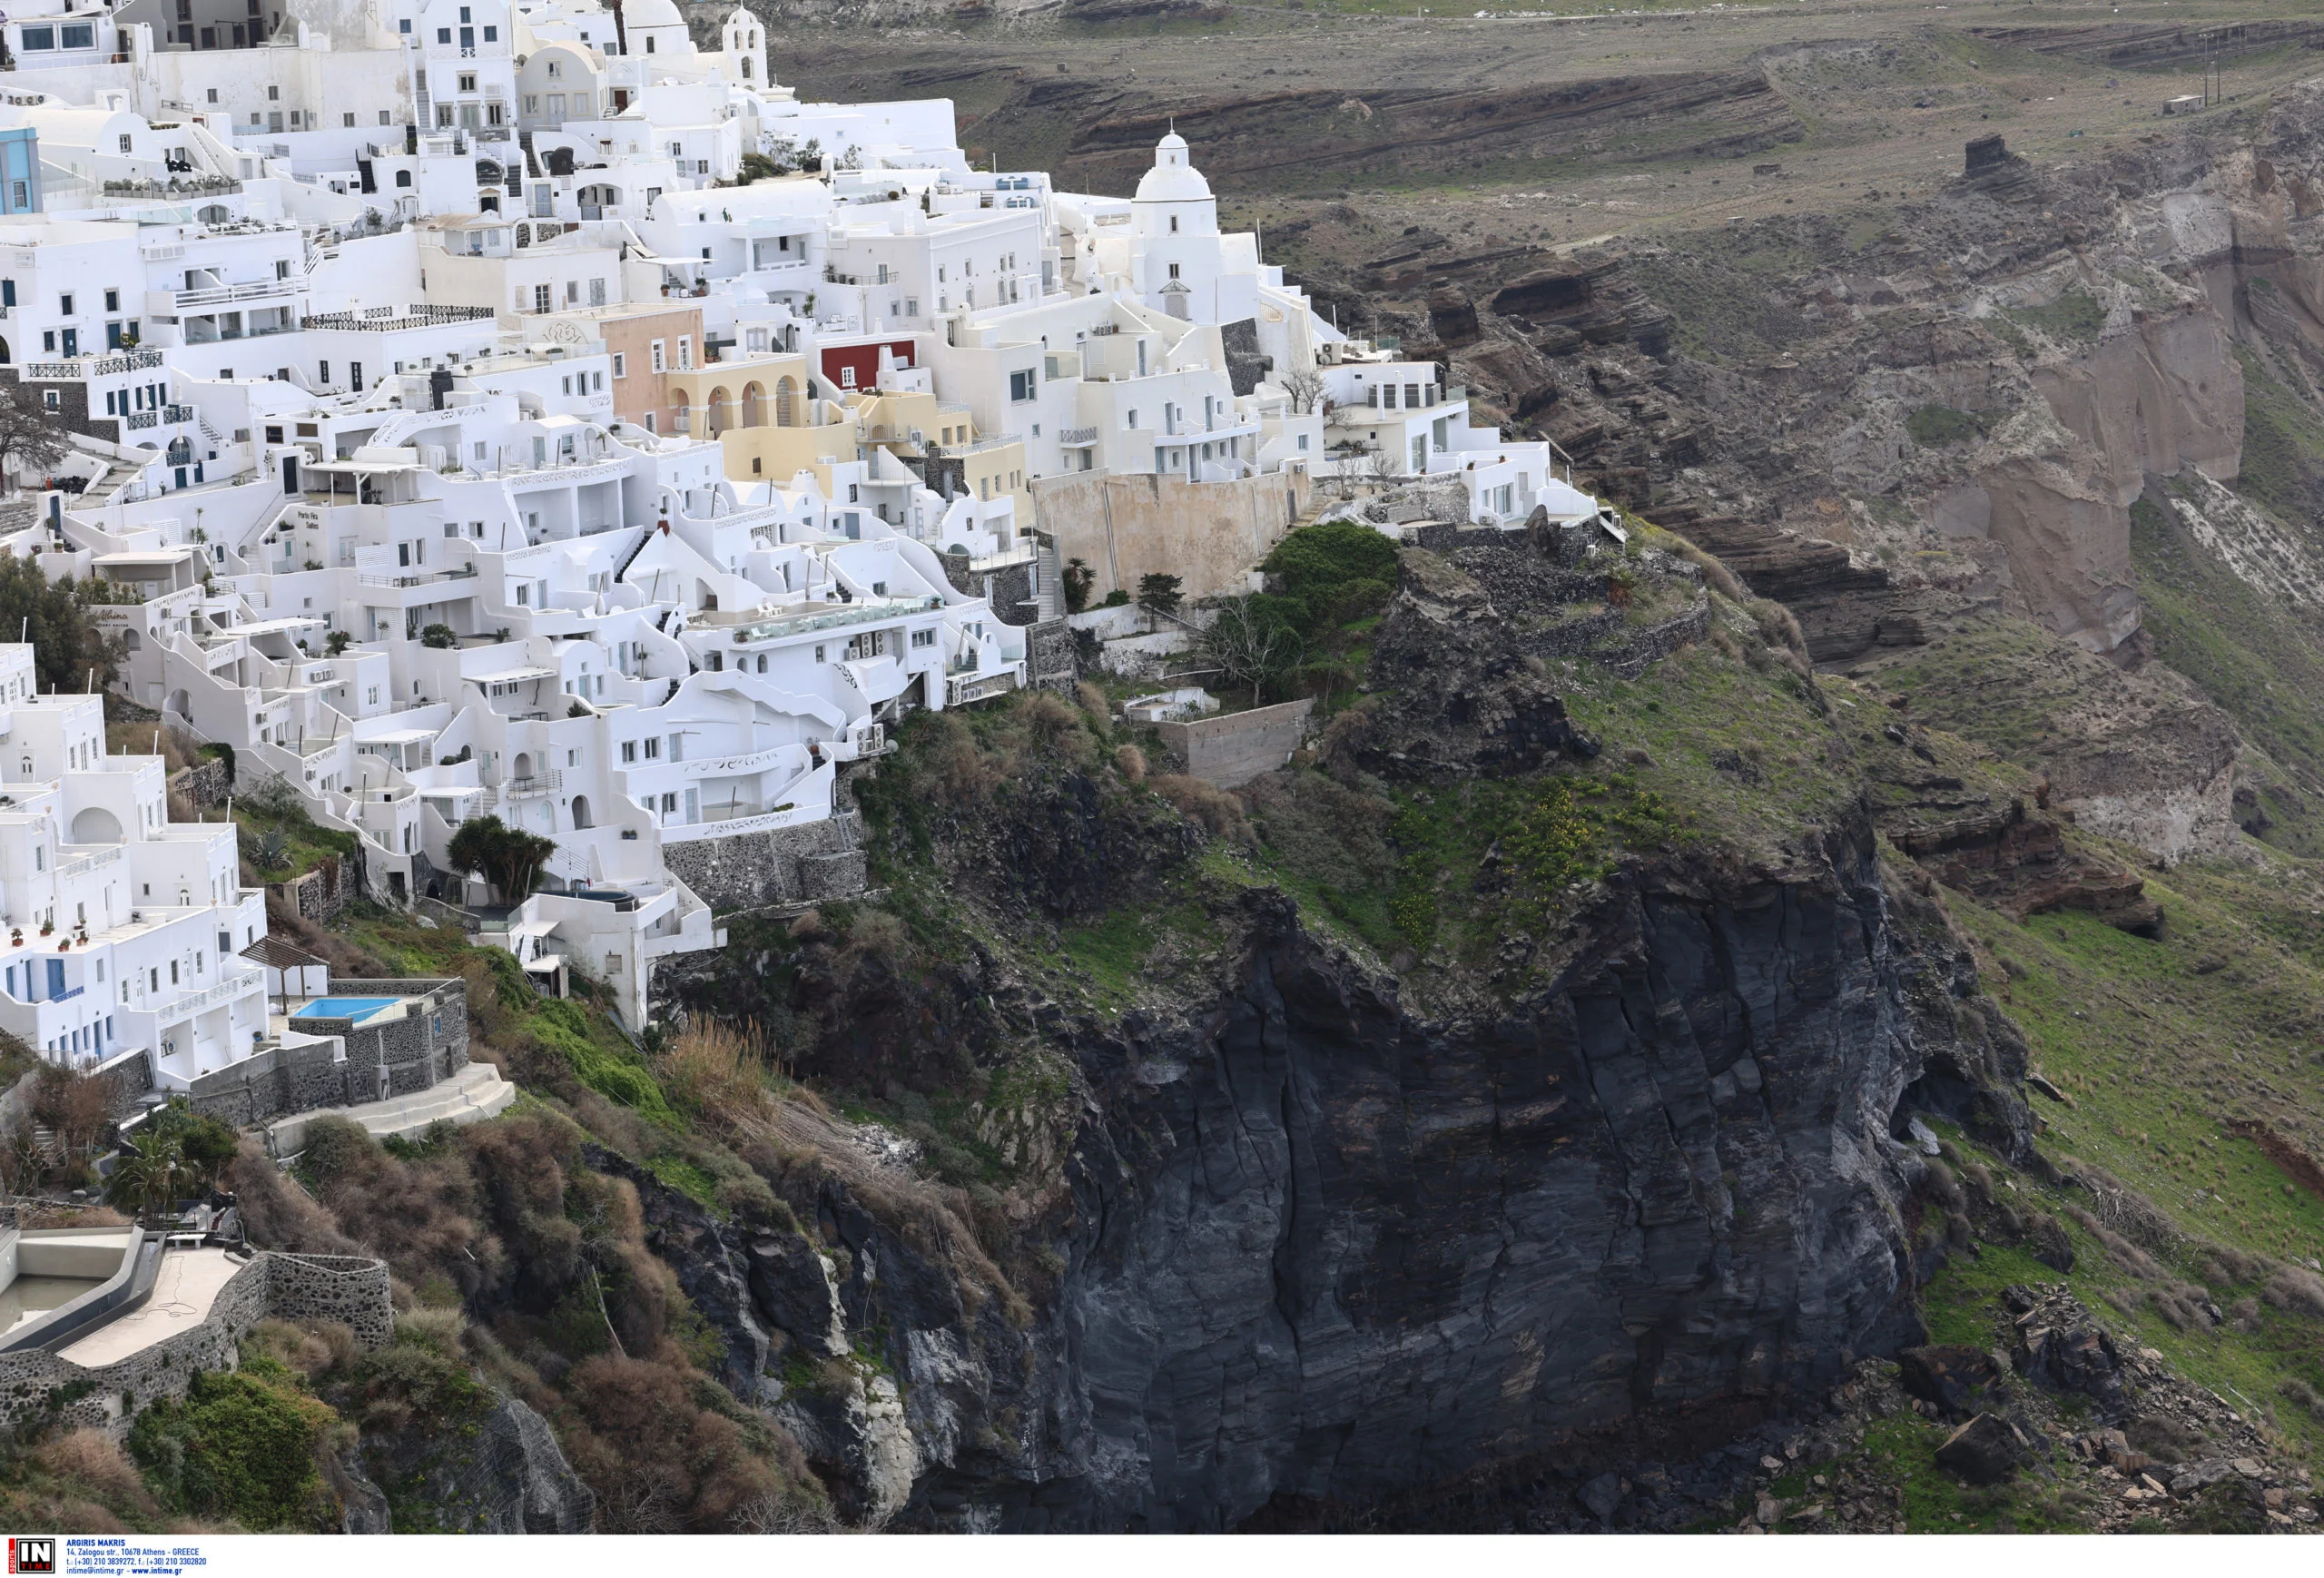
[22, 350, 163, 380]
[500, 769, 562, 796]
[1058, 426, 1098, 446]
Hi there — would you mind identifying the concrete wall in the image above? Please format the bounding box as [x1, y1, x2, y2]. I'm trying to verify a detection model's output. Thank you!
[1155, 698, 1315, 789]
[1031, 470, 1313, 604]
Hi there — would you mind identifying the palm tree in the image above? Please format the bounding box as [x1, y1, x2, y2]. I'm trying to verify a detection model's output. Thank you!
[106, 1129, 192, 1221]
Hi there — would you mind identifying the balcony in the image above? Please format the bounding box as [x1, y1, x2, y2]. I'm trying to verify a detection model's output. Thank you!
[1058, 426, 1098, 446]
[356, 567, 475, 588]
[22, 350, 165, 380]
[123, 410, 157, 431]
[168, 277, 304, 311]
[500, 770, 563, 797]
[725, 595, 942, 644]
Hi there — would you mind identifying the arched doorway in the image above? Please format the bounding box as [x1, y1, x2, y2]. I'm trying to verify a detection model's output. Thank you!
[570, 794, 592, 829]
[513, 751, 533, 782]
[164, 688, 192, 721]
[742, 382, 764, 427]
[673, 396, 690, 437]
[69, 806, 123, 843]
[774, 377, 796, 428]
[706, 386, 733, 436]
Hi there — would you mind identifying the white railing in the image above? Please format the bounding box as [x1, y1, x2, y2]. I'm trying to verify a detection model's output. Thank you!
[155, 964, 263, 1023]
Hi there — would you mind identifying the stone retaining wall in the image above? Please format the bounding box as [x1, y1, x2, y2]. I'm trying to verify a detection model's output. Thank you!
[661, 814, 867, 912]
[1155, 698, 1315, 788]
[182, 980, 467, 1129]
[267, 853, 359, 925]
[1027, 616, 1078, 694]
[168, 756, 231, 811]
[941, 555, 1040, 626]
[0, 1250, 391, 1436]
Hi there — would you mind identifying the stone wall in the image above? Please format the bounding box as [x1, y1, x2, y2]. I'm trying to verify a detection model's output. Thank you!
[662, 814, 867, 912]
[1155, 698, 1315, 788]
[168, 756, 231, 811]
[268, 853, 359, 924]
[939, 554, 1040, 626]
[0, 1249, 391, 1437]
[1026, 616, 1078, 695]
[1030, 469, 1313, 604]
[182, 980, 467, 1128]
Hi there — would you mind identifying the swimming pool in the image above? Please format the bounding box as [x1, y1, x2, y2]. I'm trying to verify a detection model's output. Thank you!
[292, 996, 401, 1022]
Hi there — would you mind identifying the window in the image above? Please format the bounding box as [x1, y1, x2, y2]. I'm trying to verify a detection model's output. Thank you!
[438, 28, 451, 42]
[911, 628, 935, 648]
[380, 110, 393, 125]
[59, 293, 73, 316]
[677, 336, 692, 370]
[1170, 214, 1179, 233]
[483, 25, 497, 40]
[643, 737, 660, 759]
[268, 84, 280, 100]
[1167, 262, 1181, 280]
[533, 283, 552, 312]
[1009, 369, 1037, 402]
[621, 740, 635, 763]
[60, 23, 93, 47]
[649, 340, 665, 373]
[458, 73, 477, 92]
[612, 351, 626, 379]
[17, 27, 53, 51]
[344, 112, 357, 127]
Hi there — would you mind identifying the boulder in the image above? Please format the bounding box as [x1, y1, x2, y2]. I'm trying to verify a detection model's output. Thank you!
[1935, 1413, 2031, 1485]
[1576, 1471, 1624, 1522]
[2008, 1287, 2126, 1411]
[1896, 1344, 2004, 1419]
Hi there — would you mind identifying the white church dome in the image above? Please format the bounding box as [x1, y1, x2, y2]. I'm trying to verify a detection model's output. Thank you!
[623, 0, 685, 30]
[1134, 131, 1213, 203]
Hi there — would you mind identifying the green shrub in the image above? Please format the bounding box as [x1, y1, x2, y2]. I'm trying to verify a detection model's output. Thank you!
[127, 1369, 335, 1530]
[1905, 404, 1992, 448]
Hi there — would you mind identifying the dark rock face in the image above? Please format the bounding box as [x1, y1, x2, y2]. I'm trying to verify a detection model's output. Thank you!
[820, 794, 2031, 1531]
[359, 1397, 596, 1533]
[586, 1145, 773, 1405]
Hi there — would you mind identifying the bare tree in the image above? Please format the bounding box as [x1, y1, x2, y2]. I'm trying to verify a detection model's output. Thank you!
[1200, 595, 1305, 707]
[0, 382, 70, 494]
[1282, 367, 1324, 416]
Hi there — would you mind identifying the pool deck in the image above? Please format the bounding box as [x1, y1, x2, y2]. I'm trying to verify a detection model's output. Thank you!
[56, 1248, 241, 1367]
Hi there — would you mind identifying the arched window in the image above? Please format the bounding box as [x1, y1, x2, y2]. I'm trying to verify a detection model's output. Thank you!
[395, 170, 412, 189]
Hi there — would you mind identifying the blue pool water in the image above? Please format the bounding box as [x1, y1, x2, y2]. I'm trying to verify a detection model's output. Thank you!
[292, 996, 400, 1022]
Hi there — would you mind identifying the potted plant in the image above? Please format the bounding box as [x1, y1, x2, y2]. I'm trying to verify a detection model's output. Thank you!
[38, 920, 53, 937]
[56, 937, 68, 951]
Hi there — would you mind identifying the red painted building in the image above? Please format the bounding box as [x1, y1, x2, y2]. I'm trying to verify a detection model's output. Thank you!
[819, 337, 922, 392]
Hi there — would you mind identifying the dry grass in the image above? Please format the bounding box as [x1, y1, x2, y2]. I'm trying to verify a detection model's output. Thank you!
[655, 1019, 774, 1133]
[1148, 773, 1252, 843]
[1115, 744, 1147, 784]
[105, 722, 202, 776]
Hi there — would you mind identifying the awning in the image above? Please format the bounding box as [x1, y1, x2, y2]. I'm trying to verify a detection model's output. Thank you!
[468, 666, 557, 685]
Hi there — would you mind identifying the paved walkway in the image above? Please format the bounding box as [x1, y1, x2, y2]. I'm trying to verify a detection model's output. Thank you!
[56, 1248, 241, 1367]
